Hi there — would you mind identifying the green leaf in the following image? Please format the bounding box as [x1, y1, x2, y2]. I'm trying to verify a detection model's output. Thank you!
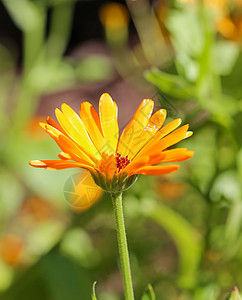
[2, 0, 45, 31]
[141, 284, 156, 300]
[91, 281, 98, 300]
[194, 284, 219, 300]
[75, 55, 113, 82]
[42, 251, 92, 300]
[145, 68, 195, 99]
[225, 201, 242, 245]
[166, 6, 206, 82]
[227, 287, 242, 300]
[210, 171, 241, 203]
[212, 41, 239, 76]
[143, 200, 202, 288]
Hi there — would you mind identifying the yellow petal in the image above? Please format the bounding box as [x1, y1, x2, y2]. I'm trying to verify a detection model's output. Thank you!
[80, 102, 105, 152]
[43, 123, 95, 165]
[184, 131, 193, 138]
[55, 104, 101, 160]
[127, 108, 166, 158]
[99, 93, 119, 155]
[117, 99, 154, 157]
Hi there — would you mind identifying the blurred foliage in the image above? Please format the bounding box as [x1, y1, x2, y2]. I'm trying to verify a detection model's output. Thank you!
[0, 0, 242, 299]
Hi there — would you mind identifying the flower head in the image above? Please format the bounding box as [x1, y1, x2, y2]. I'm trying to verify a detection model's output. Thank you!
[29, 93, 194, 192]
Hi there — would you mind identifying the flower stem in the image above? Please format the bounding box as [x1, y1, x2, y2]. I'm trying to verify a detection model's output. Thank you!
[111, 192, 135, 300]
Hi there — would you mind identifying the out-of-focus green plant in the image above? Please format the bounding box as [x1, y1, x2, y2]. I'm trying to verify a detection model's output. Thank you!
[144, 1, 242, 298]
[141, 284, 156, 300]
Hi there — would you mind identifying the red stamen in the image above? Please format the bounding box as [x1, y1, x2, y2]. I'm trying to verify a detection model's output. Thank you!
[116, 153, 131, 172]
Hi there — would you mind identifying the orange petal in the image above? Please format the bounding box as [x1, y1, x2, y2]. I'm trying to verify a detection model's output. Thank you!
[117, 99, 154, 157]
[98, 153, 117, 179]
[160, 148, 194, 162]
[29, 160, 94, 171]
[55, 104, 101, 160]
[58, 152, 72, 160]
[127, 108, 167, 158]
[58, 135, 97, 165]
[132, 164, 180, 175]
[80, 102, 105, 151]
[132, 118, 182, 160]
[99, 93, 119, 155]
[46, 116, 66, 134]
[58, 134, 97, 165]
[121, 155, 150, 174]
[148, 118, 183, 146]
[148, 148, 194, 165]
[154, 124, 190, 151]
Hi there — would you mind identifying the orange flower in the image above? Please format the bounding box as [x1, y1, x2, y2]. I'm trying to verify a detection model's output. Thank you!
[0, 234, 24, 266]
[29, 93, 194, 192]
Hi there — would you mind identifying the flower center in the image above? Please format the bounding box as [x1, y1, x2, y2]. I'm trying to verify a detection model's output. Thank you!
[116, 153, 131, 172]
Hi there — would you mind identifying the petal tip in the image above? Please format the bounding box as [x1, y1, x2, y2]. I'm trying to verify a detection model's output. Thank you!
[61, 103, 72, 112]
[29, 160, 46, 167]
[187, 150, 195, 157]
[55, 108, 61, 115]
[39, 122, 47, 129]
[185, 131, 193, 138]
[100, 93, 113, 102]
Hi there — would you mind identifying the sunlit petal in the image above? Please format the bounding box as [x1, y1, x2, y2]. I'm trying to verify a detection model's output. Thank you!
[55, 104, 101, 160]
[80, 102, 105, 151]
[58, 152, 72, 160]
[118, 99, 154, 157]
[132, 118, 183, 159]
[127, 108, 167, 158]
[154, 124, 190, 151]
[42, 123, 95, 165]
[99, 93, 119, 155]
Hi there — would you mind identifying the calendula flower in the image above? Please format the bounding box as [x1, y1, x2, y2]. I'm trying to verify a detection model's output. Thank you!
[29, 93, 194, 299]
[29, 93, 194, 193]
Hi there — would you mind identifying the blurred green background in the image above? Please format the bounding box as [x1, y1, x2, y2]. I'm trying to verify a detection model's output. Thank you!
[0, 0, 242, 299]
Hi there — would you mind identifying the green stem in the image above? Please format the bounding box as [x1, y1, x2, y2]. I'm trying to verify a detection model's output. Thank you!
[111, 192, 135, 300]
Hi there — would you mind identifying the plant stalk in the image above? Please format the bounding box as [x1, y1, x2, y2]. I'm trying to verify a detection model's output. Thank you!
[111, 192, 135, 300]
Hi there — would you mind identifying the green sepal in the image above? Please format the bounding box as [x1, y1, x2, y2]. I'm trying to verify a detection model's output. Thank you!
[141, 284, 156, 300]
[90, 171, 138, 193]
[91, 281, 98, 300]
[226, 287, 242, 300]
